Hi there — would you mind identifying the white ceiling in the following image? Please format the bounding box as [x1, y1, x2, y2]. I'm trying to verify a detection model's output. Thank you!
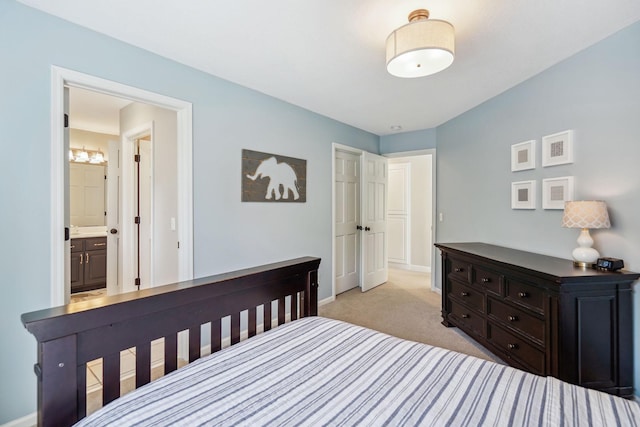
[20, 0, 640, 136]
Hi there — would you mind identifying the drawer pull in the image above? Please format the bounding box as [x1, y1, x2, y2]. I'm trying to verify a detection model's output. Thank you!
[481, 278, 491, 283]
[93, 242, 106, 247]
[454, 267, 464, 273]
[508, 343, 519, 350]
[518, 292, 529, 298]
[460, 291, 469, 297]
[461, 314, 470, 319]
[508, 315, 519, 322]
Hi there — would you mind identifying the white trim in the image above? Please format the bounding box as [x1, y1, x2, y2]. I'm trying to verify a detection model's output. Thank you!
[121, 124, 154, 292]
[1, 413, 37, 427]
[388, 262, 431, 273]
[50, 66, 193, 306]
[319, 295, 335, 306]
[331, 143, 365, 300]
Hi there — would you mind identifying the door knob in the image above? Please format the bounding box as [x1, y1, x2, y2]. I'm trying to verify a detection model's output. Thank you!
[110, 228, 118, 234]
[364, 226, 371, 231]
[356, 225, 363, 230]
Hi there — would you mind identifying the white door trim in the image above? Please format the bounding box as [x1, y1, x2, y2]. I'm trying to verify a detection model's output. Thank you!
[121, 124, 154, 293]
[50, 66, 193, 306]
[383, 149, 437, 292]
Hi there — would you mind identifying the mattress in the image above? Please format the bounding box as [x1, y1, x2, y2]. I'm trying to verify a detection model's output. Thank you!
[76, 316, 640, 426]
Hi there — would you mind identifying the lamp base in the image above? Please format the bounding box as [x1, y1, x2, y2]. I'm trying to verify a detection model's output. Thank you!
[573, 260, 595, 269]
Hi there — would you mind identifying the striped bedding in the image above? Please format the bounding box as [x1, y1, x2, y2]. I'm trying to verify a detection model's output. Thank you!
[76, 317, 640, 426]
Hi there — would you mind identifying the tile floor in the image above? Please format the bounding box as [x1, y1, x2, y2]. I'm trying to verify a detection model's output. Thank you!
[85, 338, 189, 414]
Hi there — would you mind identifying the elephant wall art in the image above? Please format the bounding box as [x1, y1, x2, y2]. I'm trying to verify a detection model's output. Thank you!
[242, 149, 307, 202]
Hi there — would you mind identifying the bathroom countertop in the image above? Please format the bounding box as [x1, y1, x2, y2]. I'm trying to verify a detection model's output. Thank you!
[71, 232, 108, 239]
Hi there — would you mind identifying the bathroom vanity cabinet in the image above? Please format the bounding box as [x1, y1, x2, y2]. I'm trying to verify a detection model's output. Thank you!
[70, 237, 107, 293]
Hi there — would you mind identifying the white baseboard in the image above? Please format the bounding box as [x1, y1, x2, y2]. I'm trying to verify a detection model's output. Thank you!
[319, 296, 335, 306]
[1, 412, 36, 427]
[388, 263, 431, 273]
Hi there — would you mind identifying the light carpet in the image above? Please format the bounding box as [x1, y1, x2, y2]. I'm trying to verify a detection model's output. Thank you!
[319, 268, 503, 363]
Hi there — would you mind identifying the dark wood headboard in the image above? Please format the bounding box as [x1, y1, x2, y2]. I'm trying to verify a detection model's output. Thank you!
[22, 256, 321, 427]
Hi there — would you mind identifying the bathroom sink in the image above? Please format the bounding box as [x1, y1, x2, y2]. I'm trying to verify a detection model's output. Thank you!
[70, 226, 108, 239]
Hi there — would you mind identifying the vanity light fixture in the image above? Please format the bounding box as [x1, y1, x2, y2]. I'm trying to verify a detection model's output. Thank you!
[561, 200, 611, 268]
[89, 150, 105, 164]
[70, 147, 106, 164]
[386, 8, 455, 78]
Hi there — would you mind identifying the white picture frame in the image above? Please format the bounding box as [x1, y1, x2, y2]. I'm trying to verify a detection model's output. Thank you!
[511, 140, 536, 171]
[542, 130, 573, 167]
[542, 176, 574, 210]
[511, 180, 536, 209]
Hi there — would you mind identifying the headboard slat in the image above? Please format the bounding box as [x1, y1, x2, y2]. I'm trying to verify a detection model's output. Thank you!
[231, 313, 241, 345]
[188, 326, 201, 363]
[136, 342, 151, 388]
[291, 293, 298, 321]
[264, 301, 272, 332]
[278, 296, 286, 325]
[211, 319, 222, 353]
[102, 353, 120, 405]
[164, 334, 178, 374]
[248, 307, 257, 338]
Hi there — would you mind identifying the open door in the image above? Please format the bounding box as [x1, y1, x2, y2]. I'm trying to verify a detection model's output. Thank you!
[361, 152, 388, 291]
[106, 139, 120, 295]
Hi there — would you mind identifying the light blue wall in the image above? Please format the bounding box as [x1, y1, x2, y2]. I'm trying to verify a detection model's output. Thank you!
[434, 22, 640, 397]
[0, 1, 378, 422]
[380, 128, 437, 154]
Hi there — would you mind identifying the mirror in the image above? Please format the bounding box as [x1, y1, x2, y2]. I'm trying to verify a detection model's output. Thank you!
[69, 129, 114, 227]
[69, 162, 106, 226]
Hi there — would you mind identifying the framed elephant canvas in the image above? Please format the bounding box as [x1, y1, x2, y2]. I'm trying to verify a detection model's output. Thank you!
[242, 149, 307, 202]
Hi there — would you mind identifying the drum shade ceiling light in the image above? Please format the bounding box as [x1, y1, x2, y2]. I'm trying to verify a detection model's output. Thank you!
[386, 9, 455, 78]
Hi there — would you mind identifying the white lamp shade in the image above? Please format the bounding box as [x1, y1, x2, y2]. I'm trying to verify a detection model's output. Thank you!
[561, 201, 610, 229]
[386, 19, 455, 78]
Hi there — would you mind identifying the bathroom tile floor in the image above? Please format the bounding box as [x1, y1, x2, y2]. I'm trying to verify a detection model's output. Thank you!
[85, 338, 188, 415]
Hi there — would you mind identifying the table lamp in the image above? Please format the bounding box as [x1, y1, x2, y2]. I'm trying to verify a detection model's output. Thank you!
[561, 201, 610, 267]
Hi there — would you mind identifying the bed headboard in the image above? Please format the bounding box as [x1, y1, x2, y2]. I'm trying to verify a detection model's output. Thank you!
[22, 256, 321, 427]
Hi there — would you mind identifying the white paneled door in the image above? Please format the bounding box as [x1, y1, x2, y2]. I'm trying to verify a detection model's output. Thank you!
[361, 152, 388, 292]
[387, 162, 410, 264]
[334, 150, 360, 294]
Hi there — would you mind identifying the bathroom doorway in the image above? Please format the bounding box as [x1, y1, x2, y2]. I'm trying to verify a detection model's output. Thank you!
[51, 66, 194, 306]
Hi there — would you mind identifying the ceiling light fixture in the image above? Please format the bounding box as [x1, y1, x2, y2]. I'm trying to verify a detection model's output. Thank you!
[386, 8, 455, 78]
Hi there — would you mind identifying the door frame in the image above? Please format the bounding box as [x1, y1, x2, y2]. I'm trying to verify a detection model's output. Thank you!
[384, 149, 438, 293]
[121, 124, 154, 293]
[50, 66, 193, 306]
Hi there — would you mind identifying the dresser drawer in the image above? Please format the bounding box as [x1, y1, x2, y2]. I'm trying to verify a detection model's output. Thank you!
[448, 258, 471, 283]
[506, 279, 545, 314]
[449, 280, 484, 312]
[473, 267, 503, 296]
[70, 239, 84, 253]
[487, 298, 544, 344]
[84, 237, 107, 251]
[487, 323, 545, 375]
[450, 300, 485, 338]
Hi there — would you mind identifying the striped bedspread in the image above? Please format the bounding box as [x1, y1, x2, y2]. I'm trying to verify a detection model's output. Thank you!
[77, 317, 640, 426]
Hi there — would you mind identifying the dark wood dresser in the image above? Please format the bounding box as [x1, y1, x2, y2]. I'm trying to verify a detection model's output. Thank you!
[435, 242, 639, 398]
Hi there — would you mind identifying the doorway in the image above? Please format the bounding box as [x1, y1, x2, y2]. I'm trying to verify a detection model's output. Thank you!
[387, 154, 433, 272]
[50, 66, 194, 306]
[332, 144, 388, 297]
[385, 149, 437, 292]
